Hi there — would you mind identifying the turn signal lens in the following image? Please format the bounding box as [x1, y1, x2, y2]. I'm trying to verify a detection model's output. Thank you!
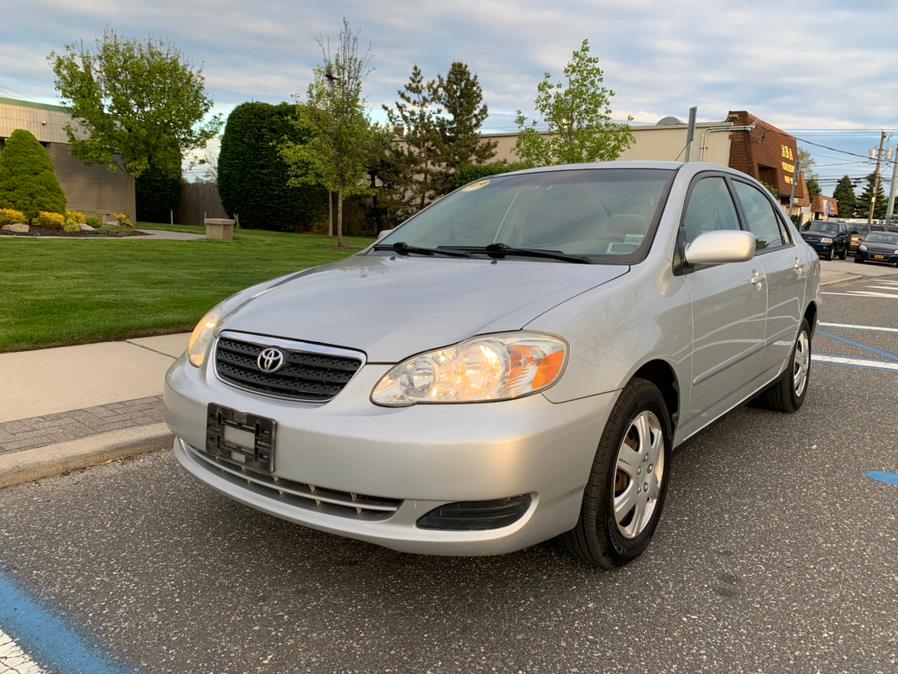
[371, 332, 567, 406]
[187, 306, 223, 367]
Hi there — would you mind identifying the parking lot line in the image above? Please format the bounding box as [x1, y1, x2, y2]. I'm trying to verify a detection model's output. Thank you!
[822, 291, 898, 299]
[0, 627, 46, 674]
[864, 285, 898, 291]
[812, 354, 898, 371]
[819, 322, 898, 333]
[816, 330, 898, 362]
[865, 471, 898, 487]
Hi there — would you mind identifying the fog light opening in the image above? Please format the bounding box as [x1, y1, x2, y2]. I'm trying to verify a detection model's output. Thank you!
[416, 494, 533, 531]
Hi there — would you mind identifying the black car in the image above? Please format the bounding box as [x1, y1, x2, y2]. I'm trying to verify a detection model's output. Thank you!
[800, 220, 850, 260]
[855, 231, 898, 266]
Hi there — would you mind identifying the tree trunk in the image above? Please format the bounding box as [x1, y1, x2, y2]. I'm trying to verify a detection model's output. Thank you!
[328, 191, 333, 237]
[336, 188, 344, 249]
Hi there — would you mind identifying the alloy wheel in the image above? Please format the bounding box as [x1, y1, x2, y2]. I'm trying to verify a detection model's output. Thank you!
[793, 329, 810, 397]
[612, 411, 665, 539]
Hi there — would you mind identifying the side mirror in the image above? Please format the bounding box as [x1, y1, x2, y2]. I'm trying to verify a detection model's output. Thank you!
[685, 230, 755, 265]
[377, 228, 395, 242]
[851, 229, 859, 235]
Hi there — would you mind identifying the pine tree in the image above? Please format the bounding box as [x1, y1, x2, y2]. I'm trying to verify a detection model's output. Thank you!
[432, 62, 496, 192]
[856, 173, 887, 220]
[832, 175, 856, 218]
[0, 128, 66, 219]
[381, 65, 444, 219]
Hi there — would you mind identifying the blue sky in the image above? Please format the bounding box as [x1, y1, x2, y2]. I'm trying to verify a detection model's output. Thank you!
[2, 0, 897, 188]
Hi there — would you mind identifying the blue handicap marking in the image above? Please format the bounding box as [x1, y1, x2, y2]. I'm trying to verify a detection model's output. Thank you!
[865, 471, 898, 487]
[0, 570, 131, 673]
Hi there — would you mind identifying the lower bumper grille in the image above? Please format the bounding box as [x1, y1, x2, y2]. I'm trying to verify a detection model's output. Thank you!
[185, 443, 402, 521]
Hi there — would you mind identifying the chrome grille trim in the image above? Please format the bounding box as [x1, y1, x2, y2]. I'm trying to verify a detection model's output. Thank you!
[185, 443, 401, 521]
[212, 330, 365, 403]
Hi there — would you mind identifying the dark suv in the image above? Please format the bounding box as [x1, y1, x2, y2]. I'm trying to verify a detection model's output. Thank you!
[800, 220, 850, 260]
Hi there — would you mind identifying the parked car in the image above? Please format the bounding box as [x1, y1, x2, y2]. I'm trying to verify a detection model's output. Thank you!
[800, 220, 850, 259]
[164, 161, 821, 568]
[855, 230, 898, 266]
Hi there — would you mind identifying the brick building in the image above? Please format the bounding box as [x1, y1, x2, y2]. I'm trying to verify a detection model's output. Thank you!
[0, 97, 135, 220]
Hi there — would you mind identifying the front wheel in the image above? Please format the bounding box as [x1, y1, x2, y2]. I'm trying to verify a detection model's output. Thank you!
[561, 378, 671, 568]
[839, 246, 848, 260]
[855, 255, 864, 264]
[756, 319, 811, 413]
[826, 248, 835, 261]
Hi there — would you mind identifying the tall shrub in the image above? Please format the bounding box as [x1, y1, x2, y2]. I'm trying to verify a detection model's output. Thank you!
[218, 102, 326, 231]
[0, 129, 67, 219]
[136, 159, 182, 222]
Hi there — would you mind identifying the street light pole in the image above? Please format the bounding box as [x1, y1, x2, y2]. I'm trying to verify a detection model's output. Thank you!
[868, 130, 887, 225]
[885, 140, 898, 225]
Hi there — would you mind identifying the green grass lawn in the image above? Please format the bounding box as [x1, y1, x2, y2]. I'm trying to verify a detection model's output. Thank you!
[0, 224, 373, 352]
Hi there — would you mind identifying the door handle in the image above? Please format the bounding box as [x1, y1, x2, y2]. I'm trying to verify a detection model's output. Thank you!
[794, 257, 807, 277]
[750, 270, 764, 289]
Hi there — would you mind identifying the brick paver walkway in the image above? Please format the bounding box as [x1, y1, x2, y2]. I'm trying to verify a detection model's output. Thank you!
[0, 396, 164, 455]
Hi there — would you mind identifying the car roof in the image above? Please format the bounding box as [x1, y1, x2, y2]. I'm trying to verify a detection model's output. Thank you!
[496, 160, 752, 180]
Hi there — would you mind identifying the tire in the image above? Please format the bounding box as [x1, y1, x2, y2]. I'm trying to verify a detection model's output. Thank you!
[855, 255, 864, 264]
[825, 248, 834, 261]
[839, 246, 847, 260]
[756, 319, 811, 413]
[561, 378, 672, 568]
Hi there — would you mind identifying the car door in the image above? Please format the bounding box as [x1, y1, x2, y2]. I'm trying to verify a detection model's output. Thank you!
[731, 179, 803, 379]
[680, 175, 768, 429]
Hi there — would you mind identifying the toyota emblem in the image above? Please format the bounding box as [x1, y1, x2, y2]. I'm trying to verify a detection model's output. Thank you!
[257, 347, 286, 373]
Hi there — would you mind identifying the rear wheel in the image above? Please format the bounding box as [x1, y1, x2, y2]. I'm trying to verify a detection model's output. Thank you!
[561, 378, 671, 568]
[839, 246, 847, 260]
[756, 319, 811, 413]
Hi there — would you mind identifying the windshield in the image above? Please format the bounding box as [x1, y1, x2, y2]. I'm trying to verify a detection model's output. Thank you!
[379, 169, 675, 262]
[806, 221, 839, 234]
[865, 232, 898, 244]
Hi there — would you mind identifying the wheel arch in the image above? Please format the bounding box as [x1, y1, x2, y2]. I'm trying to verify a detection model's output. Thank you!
[804, 301, 818, 336]
[630, 359, 680, 432]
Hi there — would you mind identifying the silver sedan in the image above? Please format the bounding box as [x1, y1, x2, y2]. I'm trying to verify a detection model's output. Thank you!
[163, 161, 820, 567]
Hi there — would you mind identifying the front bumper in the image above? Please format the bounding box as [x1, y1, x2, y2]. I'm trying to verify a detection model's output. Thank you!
[856, 250, 898, 264]
[804, 240, 835, 256]
[164, 354, 617, 555]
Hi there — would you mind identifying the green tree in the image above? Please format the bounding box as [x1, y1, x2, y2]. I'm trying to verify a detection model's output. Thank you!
[381, 64, 444, 218]
[0, 129, 66, 219]
[797, 149, 820, 198]
[136, 157, 182, 223]
[832, 175, 856, 217]
[48, 30, 221, 178]
[281, 19, 386, 248]
[433, 62, 496, 191]
[856, 173, 887, 220]
[219, 102, 326, 231]
[514, 39, 634, 167]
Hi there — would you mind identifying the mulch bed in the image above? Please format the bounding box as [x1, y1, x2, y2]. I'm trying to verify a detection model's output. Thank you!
[0, 227, 148, 238]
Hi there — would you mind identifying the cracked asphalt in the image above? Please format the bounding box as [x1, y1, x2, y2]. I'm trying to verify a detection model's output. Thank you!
[1, 273, 897, 673]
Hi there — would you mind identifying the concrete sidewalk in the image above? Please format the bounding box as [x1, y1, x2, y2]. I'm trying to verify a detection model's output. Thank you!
[0, 333, 189, 486]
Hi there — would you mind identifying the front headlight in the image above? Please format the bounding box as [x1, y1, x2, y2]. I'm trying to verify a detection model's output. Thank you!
[371, 332, 567, 406]
[859, 244, 868, 252]
[187, 305, 223, 367]
[820, 237, 833, 244]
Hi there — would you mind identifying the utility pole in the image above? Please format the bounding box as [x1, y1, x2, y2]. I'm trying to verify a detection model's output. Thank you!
[684, 106, 697, 162]
[789, 157, 801, 215]
[868, 130, 887, 225]
[886, 140, 898, 225]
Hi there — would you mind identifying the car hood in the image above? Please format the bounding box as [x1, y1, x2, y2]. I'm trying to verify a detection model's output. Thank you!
[862, 242, 898, 253]
[801, 231, 836, 240]
[220, 254, 628, 362]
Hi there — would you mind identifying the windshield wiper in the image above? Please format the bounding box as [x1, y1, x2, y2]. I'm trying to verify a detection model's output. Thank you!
[449, 242, 591, 264]
[372, 241, 472, 258]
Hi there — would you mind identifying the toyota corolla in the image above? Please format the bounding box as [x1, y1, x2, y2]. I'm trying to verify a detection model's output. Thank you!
[163, 161, 821, 567]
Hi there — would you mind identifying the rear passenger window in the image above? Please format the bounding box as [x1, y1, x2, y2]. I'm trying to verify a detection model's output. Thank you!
[733, 182, 787, 250]
[682, 177, 741, 244]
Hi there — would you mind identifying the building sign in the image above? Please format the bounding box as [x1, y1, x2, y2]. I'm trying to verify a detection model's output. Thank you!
[781, 145, 795, 185]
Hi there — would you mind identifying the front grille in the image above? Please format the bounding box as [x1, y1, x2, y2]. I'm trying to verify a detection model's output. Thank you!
[186, 443, 402, 521]
[215, 335, 363, 402]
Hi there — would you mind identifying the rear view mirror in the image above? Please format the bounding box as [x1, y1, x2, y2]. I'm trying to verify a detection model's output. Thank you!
[685, 230, 755, 265]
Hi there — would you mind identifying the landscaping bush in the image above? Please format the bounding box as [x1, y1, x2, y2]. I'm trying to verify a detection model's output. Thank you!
[0, 208, 27, 225]
[0, 129, 66, 219]
[136, 160, 182, 222]
[85, 215, 102, 228]
[115, 213, 134, 227]
[33, 211, 65, 229]
[63, 220, 81, 233]
[65, 209, 86, 223]
[218, 102, 326, 231]
[455, 161, 530, 188]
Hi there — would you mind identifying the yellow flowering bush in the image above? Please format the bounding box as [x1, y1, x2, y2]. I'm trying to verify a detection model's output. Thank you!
[33, 211, 66, 229]
[65, 210, 87, 224]
[0, 208, 27, 225]
[115, 212, 135, 228]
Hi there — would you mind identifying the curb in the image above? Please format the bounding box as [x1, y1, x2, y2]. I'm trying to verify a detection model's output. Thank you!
[820, 273, 862, 288]
[0, 423, 172, 489]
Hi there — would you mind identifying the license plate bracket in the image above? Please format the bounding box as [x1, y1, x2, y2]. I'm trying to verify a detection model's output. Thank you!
[206, 403, 277, 473]
[874, 254, 885, 260]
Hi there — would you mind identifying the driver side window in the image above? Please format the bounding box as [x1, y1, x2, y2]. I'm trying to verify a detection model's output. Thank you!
[682, 177, 742, 244]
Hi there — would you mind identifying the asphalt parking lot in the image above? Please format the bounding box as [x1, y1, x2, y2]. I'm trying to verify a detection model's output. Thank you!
[1, 272, 897, 673]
